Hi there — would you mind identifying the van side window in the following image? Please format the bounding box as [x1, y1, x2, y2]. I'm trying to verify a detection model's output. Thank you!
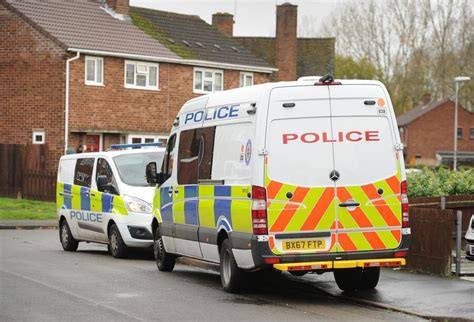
[198, 126, 216, 180]
[96, 158, 119, 195]
[177, 129, 199, 184]
[161, 133, 176, 182]
[74, 158, 94, 187]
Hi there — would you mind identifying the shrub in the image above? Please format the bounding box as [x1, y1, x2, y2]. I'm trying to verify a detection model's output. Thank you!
[406, 167, 474, 197]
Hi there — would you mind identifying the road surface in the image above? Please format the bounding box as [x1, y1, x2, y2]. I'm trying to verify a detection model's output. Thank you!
[0, 230, 422, 321]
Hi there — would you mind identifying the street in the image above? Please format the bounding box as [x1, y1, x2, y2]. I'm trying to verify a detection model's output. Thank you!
[0, 230, 422, 321]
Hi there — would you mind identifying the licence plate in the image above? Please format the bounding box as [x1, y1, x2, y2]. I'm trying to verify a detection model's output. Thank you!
[282, 239, 326, 251]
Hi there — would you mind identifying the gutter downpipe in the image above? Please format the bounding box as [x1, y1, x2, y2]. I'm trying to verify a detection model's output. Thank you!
[64, 52, 81, 154]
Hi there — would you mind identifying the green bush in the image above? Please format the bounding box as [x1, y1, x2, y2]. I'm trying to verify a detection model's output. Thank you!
[406, 167, 474, 197]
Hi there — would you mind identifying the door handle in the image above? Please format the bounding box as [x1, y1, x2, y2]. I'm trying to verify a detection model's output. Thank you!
[173, 189, 179, 194]
[167, 189, 173, 196]
[90, 192, 96, 197]
[339, 201, 360, 208]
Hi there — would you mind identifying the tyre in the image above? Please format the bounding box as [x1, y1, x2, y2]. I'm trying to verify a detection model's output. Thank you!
[333, 267, 362, 291]
[357, 267, 380, 290]
[289, 271, 307, 277]
[220, 239, 244, 293]
[108, 224, 129, 258]
[154, 227, 175, 272]
[59, 219, 79, 251]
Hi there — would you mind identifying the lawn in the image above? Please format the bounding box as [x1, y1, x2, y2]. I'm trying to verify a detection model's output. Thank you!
[0, 197, 56, 220]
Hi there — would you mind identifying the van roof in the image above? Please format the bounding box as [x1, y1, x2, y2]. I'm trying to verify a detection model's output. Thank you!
[60, 147, 165, 161]
[178, 79, 385, 116]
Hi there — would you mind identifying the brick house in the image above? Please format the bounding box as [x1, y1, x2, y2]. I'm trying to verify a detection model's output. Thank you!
[1, 0, 334, 172]
[397, 97, 474, 166]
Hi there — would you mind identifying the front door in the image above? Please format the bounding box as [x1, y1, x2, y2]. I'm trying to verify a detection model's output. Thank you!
[328, 85, 402, 253]
[86, 135, 100, 152]
[265, 85, 338, 255]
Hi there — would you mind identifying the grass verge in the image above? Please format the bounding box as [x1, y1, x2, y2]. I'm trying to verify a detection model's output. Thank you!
[0, 197, 56, 220]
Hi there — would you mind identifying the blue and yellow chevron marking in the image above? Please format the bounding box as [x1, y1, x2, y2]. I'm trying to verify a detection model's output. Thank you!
[56, 182, 127, 215]
[156, 184, 252, 233]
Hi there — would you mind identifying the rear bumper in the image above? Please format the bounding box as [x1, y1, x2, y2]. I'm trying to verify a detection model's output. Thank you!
[250, 233, 410, 269]
[274, 258, 406, 271]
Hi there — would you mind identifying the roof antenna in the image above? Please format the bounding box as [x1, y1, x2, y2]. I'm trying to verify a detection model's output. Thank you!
[319, 74, 334, 83]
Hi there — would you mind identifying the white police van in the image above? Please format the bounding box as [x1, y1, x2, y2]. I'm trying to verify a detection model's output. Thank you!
[147, 75, 410, 293]
[57, 143, 165, 258]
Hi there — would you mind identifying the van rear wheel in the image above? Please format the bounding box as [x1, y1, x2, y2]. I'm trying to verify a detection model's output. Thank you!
[59, 219, 78, 251]
[220, 239, 244, 293]
[357, 267, 380, 290]
[109, 224, 128, 258]
[154, 227, 175, 272]
[334, 268, 362, 291]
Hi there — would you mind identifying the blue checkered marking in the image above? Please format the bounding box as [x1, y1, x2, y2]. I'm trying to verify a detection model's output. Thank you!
[214, 186, 232, 227]
[160, 187, 173, 222]
[80, 186, 90, 211]
[184, 185, 198, 225]
[63, 184, 72, 209]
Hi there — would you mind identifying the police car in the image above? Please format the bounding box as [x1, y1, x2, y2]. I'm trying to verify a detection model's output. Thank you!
[146, 75, 410, 293]
[57, 143, 165, 258]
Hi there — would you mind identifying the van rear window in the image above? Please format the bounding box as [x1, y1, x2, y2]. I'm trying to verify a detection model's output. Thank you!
[74, 158, 94, 187]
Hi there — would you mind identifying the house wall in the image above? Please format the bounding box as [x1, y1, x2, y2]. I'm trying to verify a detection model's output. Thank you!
[403, 101, 474, 165]
[0, 3, 66, 171]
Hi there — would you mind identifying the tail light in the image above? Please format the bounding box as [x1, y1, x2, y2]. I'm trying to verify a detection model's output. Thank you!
[252, 185, 268, 235]
[401, 180, 409, 228]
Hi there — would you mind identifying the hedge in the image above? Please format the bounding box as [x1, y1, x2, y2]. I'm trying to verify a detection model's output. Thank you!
[406, 167, 474, 197]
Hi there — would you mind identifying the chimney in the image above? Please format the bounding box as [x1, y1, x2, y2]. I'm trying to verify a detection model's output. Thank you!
[421, 93, 431, 105]
[276, 3, 297, 81]
[106, 0, 129, 16]
[212, 13, 234, 37]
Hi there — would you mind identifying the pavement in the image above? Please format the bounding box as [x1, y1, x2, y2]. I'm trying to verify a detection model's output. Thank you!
[1, 228, 473, 321]
[1, 230, 421, 321]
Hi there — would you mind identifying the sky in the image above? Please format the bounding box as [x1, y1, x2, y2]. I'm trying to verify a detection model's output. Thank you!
[131, 0, 349, 37]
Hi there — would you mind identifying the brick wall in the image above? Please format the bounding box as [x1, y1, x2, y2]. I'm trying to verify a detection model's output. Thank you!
[0, 3, 66, 171]
[404, 101, 474, 164]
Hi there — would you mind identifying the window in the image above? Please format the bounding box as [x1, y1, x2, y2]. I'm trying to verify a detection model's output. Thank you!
[470, 128, 474, 140]
[124, 60, 159, 90]
[74, 158, 94, 187]
[240, 72, 254, 87]
[32, 130, 45, 144]
[85, 56, 103, 86]
[457, 128, 463, 139]
[96, 158, 119, 194]
[193, 68, 223, 94]
[177, 127, 216, 184]
[114, 151, 165, 187]
[161, 134, 176, 182]
[126, 134, 167, 146]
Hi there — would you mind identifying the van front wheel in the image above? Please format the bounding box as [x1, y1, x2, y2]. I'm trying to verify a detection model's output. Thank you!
[154, 228, 175, 272]
[220, 239, 244, 293]
[109, 224, 128, 258]
[334, 268, 362, 291]
[59, 220, 78, 251]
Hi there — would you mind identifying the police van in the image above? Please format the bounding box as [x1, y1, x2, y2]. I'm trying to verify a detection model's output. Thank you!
[57, 144, 165, 258]
[146, 75, 410, 293]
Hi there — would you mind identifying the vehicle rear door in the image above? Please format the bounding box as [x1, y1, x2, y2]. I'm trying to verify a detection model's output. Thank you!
[264, 85, 338, 255]
[328, 85, 402, 253]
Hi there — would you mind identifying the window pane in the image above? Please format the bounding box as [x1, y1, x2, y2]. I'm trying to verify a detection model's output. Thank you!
[144, 138, 154, 143]
[162, 134, 176, 181]
[457, 128, 463, 139]
[96, 158, 118, 194]
[86, 60, 95, 81]
[74, 158, 94, 187]
[137, 74, 147, 87]
[194, 71, 202, 90]
[246, 75, 253, 86]
[203, 80, 213, 92]
[96, 59, 103, 83]
[137, 64, 147, 73]
[198, 127, 216, 180]
[149, 66, 157, 87]
[240, 73, 244, 87]
[126, 64, 135, 84]
[204, 71, 212, 78]
[132, 138, 142, 144]
[214, 73, 222, 91]
[470, 128, 474, 139]
[178, 129, 200, 184]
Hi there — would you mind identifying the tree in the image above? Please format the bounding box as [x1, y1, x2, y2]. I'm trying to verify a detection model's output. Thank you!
[334, 55, 380, 80]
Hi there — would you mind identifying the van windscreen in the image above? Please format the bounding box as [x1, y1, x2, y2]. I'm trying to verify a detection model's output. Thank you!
[114, 152, 164, 186]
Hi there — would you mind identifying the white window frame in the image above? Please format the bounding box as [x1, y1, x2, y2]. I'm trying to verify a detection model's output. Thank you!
[32, 130, 45, 144]
[193, 67, 224, 94]
[84, 56, 104, 86]
[239, 72, 254, 87]
[124, 60, 159, 91]
[126, 134, 168, 145]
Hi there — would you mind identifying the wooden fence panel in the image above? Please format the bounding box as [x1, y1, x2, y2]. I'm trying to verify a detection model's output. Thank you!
[407, 208, 455, 276]
[22, 170, 56, 201]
